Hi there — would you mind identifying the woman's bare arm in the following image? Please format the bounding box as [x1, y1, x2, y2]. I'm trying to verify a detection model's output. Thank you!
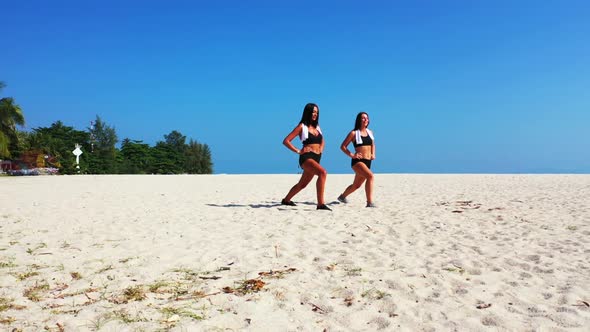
[340, 131, 357, 158]
[283, 124, 303, 154]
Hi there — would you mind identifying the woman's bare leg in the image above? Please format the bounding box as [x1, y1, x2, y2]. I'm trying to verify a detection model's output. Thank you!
[301, 159, 327, 205]
[352, 163, 374, 204]
[340, 173, 365, 199]
[340, 163, 373, 203]
[284, 169, 314, 202]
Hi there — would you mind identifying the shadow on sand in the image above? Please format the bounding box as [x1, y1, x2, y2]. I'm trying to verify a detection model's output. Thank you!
[206, 201, 339, 209]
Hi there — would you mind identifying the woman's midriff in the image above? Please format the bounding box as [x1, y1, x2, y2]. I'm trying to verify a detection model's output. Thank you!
[355, 146, 373, 159]
[302, 144, 322, 154]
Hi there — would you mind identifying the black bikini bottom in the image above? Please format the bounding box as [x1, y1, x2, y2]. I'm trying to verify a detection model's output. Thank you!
[299, 152, 321, 166]
[351, 158, 372, 169]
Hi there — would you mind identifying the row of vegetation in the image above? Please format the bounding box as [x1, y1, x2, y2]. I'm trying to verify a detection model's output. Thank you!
[0, 81, 213, 174]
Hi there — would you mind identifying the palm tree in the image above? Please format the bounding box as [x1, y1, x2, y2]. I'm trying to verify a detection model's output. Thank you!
[0, 81, 25, 158]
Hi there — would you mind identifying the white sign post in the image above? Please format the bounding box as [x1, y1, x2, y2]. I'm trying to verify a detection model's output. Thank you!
[73, 144, 83, 172]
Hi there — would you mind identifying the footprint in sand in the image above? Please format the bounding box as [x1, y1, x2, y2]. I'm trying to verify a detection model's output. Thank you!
[480, 315, 501, 327]
[524, 254, 541, 263]
[368, 316, 391, 330]
[533, 266, 554, 274]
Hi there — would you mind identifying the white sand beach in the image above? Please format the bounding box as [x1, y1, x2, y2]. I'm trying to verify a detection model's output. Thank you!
[1, 174, 589, 331]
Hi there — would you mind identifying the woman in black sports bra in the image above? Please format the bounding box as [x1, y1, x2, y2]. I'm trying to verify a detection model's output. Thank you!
[337, 112, 377, 208]
[280, 103, 331, 211]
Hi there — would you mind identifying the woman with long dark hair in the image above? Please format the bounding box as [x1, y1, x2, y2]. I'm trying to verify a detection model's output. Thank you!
[281, 103, 331, 210]
[337, 112, 376, 207]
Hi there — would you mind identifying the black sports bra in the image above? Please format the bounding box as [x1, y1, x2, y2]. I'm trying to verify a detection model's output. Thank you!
[353, 134, 373, 148]
[303, 132, 323, 145]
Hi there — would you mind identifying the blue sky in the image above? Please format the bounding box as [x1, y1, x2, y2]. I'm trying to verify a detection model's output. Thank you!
[3, 0, 589, 174]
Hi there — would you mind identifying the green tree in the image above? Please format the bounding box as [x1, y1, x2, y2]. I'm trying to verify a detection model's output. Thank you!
[199, 143, 213, 174]
[119, 138, 152, 174]
[13, 130, 32, 159]
[28, 121, 90, 174]
[87, 115, 118, 174]
[185, 139, 213, 174]
[164, 130, 187, 155]
[149, 130, 187, 174]
[0, 82, 25, 158]
[150, 142, 183, 174]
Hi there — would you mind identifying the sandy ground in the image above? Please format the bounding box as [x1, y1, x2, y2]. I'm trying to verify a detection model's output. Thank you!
[1, 174, 589, 331]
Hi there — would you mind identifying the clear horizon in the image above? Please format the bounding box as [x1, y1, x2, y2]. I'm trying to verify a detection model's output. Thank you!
[3, 1, 589, 174]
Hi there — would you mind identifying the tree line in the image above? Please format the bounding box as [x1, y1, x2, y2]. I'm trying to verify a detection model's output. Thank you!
[0, 81, 213, 175]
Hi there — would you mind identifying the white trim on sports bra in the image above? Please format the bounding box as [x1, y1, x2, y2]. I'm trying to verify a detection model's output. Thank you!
[355, 129, 374, 145]
[300, 124, 322, 142]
